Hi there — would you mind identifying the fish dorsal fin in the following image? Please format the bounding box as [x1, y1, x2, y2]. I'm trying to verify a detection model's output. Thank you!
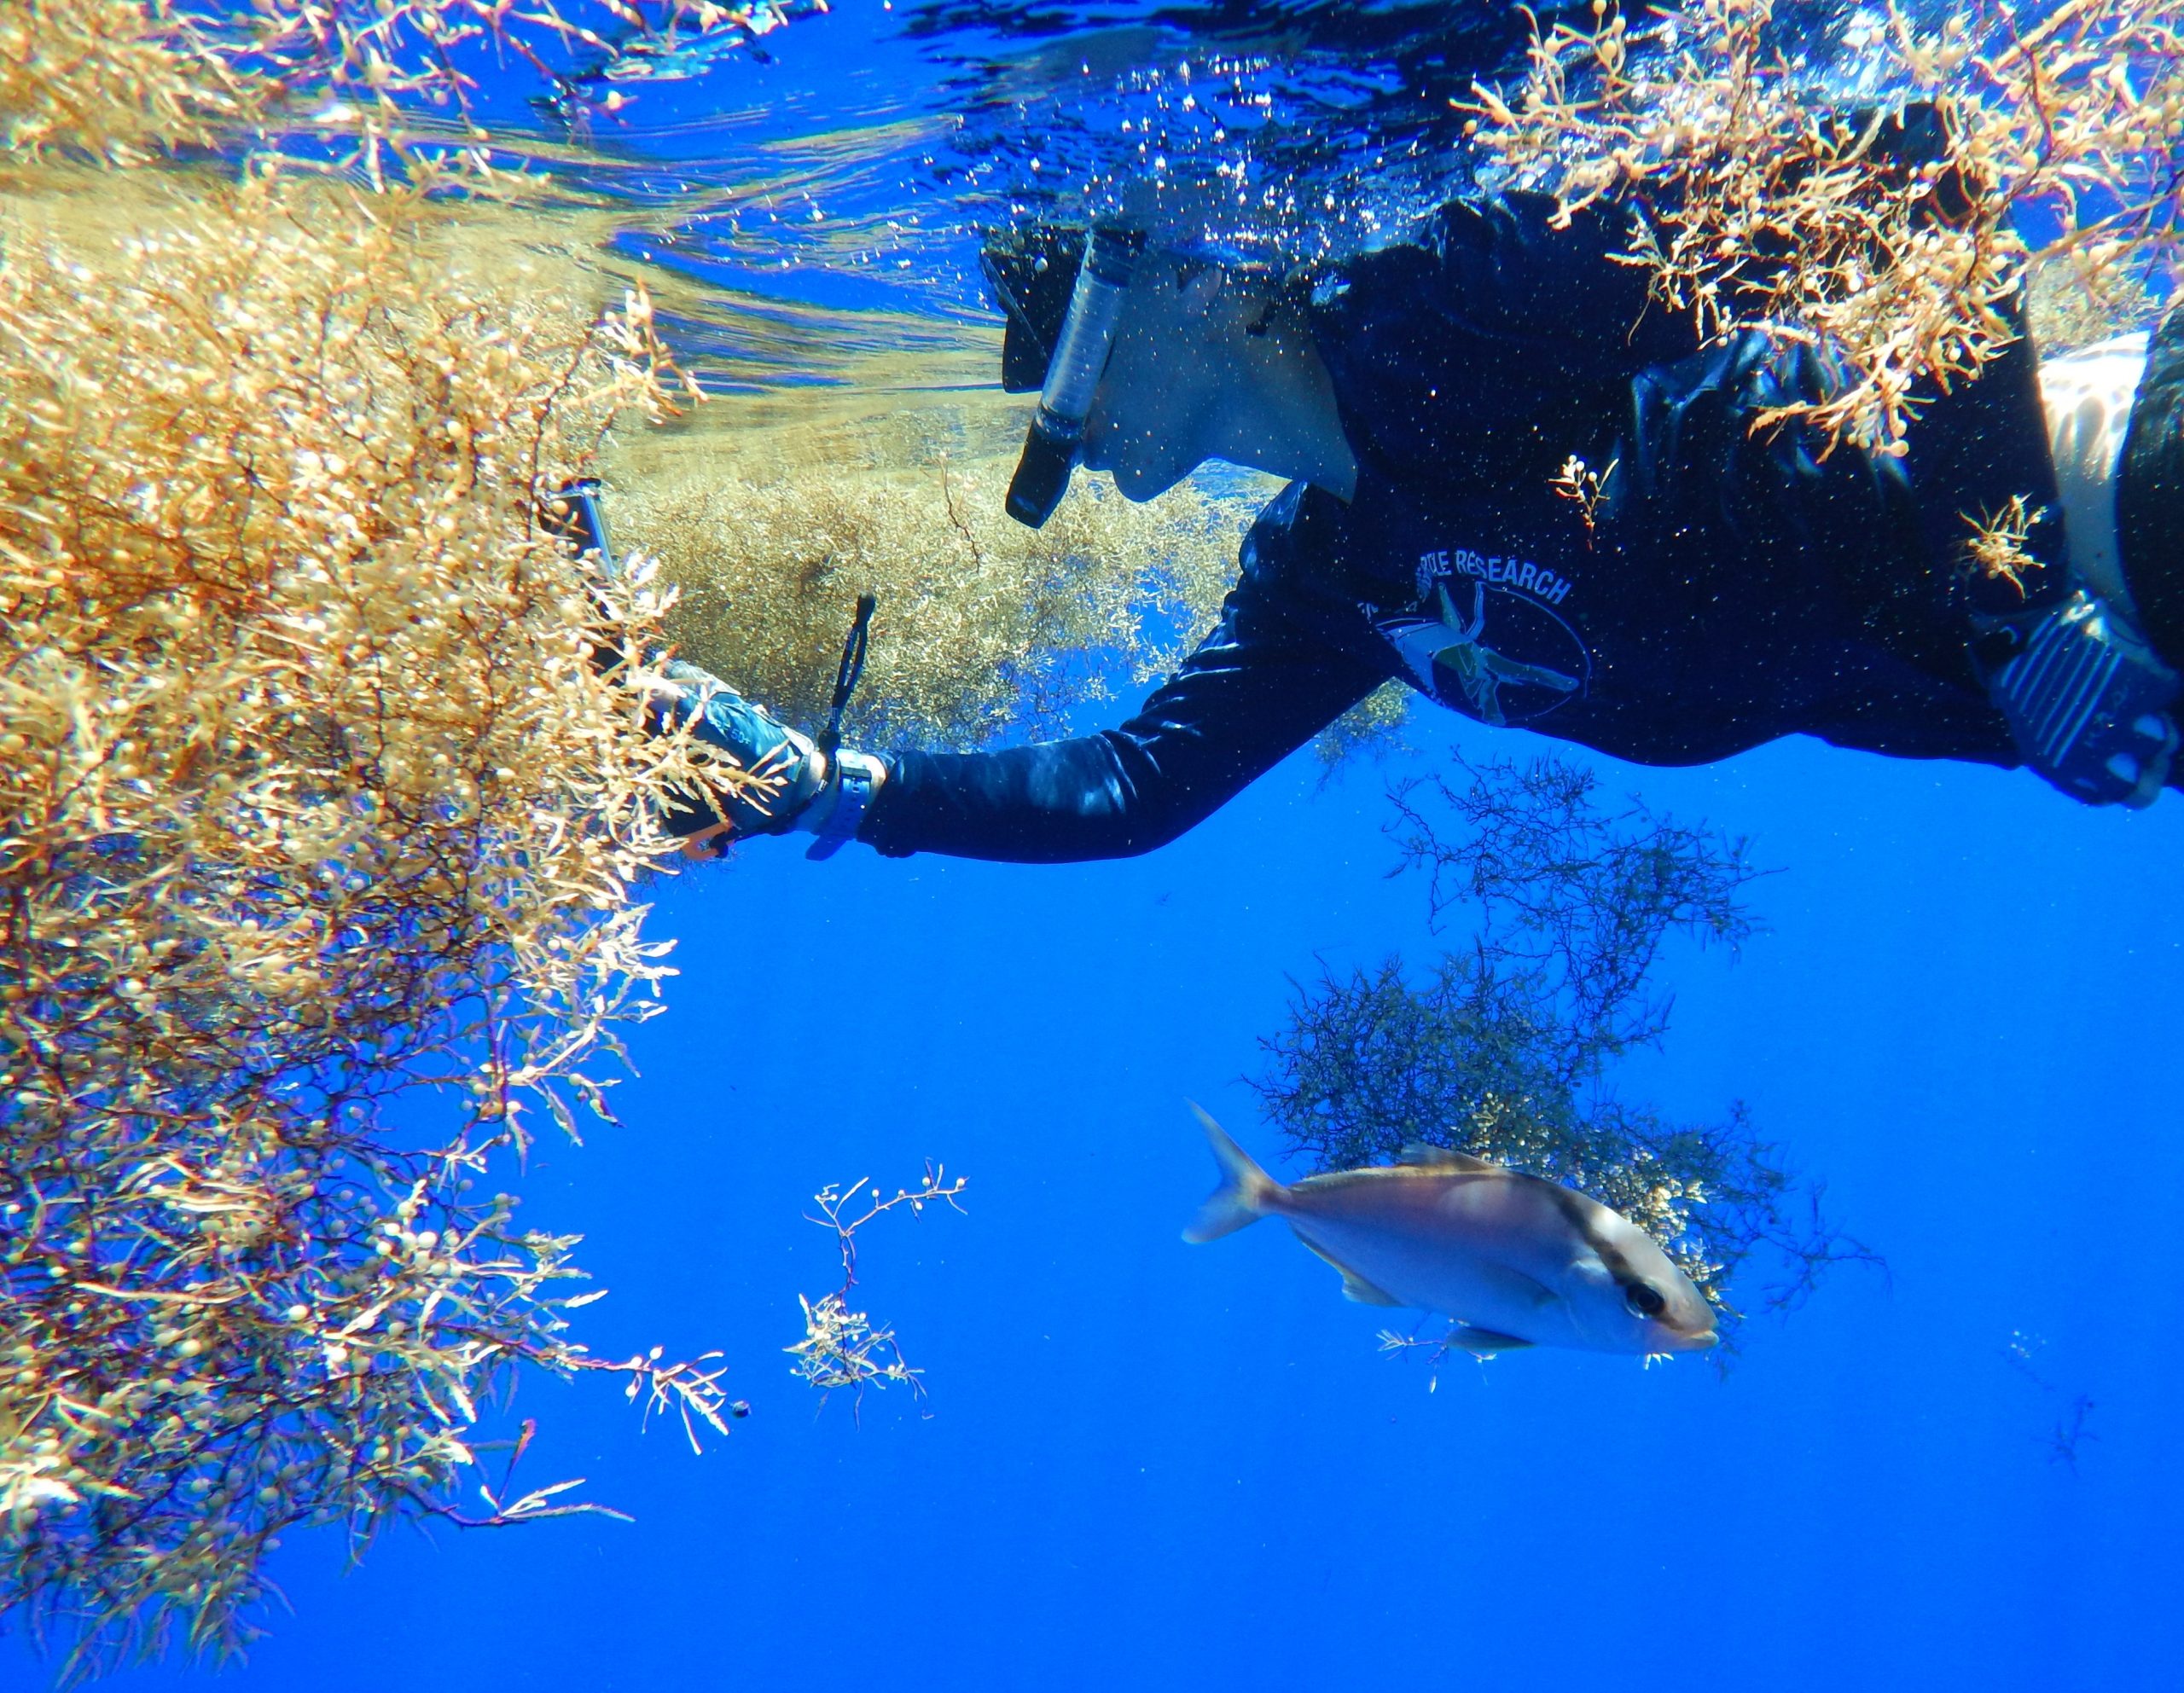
[1449, 1325, 1535, 1355]
[1396, 1141, 1501, 1174]
[1295, 1233, 1405, 1307]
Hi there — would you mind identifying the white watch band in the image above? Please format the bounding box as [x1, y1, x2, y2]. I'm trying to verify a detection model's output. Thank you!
[804, 749, 883, 860]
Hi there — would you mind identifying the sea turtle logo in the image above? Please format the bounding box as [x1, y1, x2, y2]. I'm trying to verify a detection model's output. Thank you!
[1377, 579, 1589, 727]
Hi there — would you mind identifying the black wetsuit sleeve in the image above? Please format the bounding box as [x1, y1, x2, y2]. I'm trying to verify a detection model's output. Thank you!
[857, 570, 1390, 862]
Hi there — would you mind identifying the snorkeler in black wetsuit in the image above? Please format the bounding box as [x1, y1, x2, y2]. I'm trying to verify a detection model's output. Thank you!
[622, 140, 2184, 863]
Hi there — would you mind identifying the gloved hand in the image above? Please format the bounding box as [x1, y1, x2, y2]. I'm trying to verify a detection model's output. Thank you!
[652, 662, 885, 857]
[540, 480, 886, 855]
[1978, 589, 2181, 808]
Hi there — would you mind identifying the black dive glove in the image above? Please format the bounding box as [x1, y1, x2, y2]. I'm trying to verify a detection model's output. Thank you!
[1978, 589, 2180, 808]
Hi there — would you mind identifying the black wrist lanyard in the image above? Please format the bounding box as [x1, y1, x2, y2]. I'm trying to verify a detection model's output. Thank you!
[816, 592, 877, 761]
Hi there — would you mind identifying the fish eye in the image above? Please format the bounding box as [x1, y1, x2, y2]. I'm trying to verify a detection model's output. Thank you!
[1623, 1282, 1666, 1319]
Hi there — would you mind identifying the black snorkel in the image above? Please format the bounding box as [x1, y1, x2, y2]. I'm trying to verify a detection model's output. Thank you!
[542, 477, 633, 677]
[1005, 223, 1147, 528]
[545, 476, 612, 568]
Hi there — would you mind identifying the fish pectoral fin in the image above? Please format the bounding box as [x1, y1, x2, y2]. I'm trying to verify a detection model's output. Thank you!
[1295, 1234, 1405, 1307]
[1475, 1260, 1560, 1310]
[1395, 1140, 1502, 1174]
[1339, 1268, 1405, 1307]
[1449, 1325, 1534, 1355]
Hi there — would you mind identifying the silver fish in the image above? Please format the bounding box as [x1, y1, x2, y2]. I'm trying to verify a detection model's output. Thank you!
[1182, 1105, 1717, 1356]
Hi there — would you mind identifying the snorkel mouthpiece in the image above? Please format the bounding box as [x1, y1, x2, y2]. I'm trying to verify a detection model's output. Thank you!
[1006, 223, 1146, 528]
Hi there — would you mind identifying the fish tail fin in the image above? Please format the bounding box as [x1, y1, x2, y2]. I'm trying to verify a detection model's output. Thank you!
[1182, 1101, 1281, 1244]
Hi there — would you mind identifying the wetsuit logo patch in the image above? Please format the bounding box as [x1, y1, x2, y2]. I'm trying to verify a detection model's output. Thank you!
[1375, 578, 1590, 727]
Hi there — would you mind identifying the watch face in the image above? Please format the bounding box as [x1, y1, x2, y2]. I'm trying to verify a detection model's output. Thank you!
[1376, 577, 1590, 727]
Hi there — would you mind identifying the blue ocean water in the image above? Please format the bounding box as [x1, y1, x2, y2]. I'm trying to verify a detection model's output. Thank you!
[28, 2, 2184, 1688]
[71, 739, 2184, 1691]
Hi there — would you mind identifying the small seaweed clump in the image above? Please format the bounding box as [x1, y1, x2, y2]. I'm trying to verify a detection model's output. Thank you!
[613, 456, 1243, 750]
[787, 1164, 967, 1417]
[1313, 680, 1414, 778]
[1468, 0, 2183, 452]
[1253, 755, 1868, 1336]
